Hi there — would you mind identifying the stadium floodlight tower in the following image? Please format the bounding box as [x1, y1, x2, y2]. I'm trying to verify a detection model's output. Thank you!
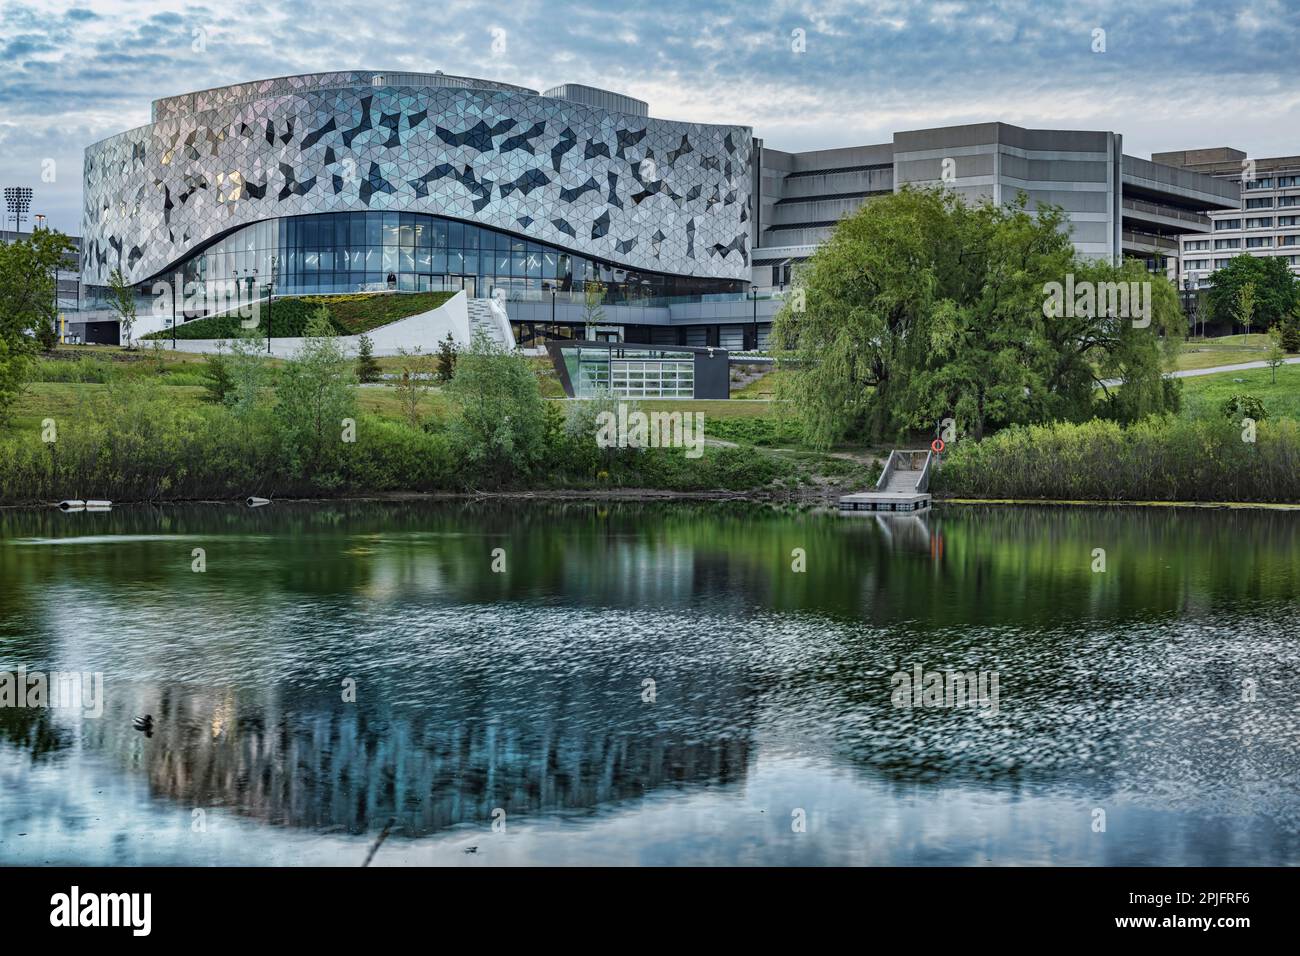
[4, 186, 33, 236]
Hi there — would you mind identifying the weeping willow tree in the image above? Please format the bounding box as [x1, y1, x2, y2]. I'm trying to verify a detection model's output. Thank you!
[771, 187, 1184, 447]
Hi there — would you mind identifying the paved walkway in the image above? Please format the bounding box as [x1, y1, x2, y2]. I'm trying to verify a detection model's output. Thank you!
[1099, 355, 1300, 388]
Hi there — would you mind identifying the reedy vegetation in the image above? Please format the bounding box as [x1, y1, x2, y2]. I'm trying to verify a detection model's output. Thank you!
[933, 416, 1300, 502]
[0, 329, 792, 503]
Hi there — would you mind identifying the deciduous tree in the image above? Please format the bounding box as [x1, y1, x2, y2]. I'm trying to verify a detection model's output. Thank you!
[772, 188, 1183, 445]
[1207, 255, 1297, 331]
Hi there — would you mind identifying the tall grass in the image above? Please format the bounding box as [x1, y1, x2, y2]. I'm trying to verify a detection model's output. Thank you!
[0, 378, 457, 503]
[934, 416, 1300, 502]
[28, 356, 209, 387]
[28, 358, 117, 383]
[0, 380, 796, 504]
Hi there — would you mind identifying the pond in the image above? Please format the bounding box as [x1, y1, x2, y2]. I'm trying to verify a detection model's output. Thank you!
[1, 500, 1297, 865]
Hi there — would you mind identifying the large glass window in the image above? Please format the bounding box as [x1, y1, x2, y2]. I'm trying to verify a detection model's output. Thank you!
[170, 210, 745, 303]
[609, 357, 694, 398]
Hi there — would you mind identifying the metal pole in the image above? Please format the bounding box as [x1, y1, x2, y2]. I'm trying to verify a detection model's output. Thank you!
[267, 256, 276, 354]
[172, 271, 178, 349]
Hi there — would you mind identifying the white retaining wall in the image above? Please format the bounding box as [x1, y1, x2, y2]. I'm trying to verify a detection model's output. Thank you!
[149, 291, 471, 357]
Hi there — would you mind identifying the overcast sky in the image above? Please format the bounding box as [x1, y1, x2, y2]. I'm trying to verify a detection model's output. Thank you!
[2, 0, 1299, 233]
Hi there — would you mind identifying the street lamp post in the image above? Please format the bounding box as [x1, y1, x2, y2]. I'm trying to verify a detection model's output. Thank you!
[172, 271, 179, 350]
[267, 256, 278, 354]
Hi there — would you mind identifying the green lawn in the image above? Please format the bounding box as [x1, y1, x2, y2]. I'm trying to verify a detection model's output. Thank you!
[1179, 361, 1300, 420]
[637, 398, 782, 419]
[356, 386, 451, 421]
[1175, 333, 1290, 371]
[730, 368, 793, 399]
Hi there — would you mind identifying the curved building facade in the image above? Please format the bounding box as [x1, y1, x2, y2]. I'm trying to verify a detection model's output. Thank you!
[82, 71, 753, 303]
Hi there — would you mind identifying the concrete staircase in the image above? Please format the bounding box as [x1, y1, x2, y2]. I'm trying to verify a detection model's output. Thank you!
[883, 463, 925, 494]
[877, 450, 932, 493]
[467, 297, 516, 350]
[882, 464, 925, 492]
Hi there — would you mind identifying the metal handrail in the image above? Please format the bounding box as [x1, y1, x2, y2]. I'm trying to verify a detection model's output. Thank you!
[874, 450, 897, 491]
[916, 450, 933, 493]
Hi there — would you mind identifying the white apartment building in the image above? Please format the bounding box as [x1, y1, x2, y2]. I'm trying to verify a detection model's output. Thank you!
[1157, 147, 1300, 291]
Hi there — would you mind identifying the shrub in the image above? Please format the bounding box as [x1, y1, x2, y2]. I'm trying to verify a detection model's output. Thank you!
[275, 313, 357, 485]
[303, 291, 454, 334]
[356, 334, 381, 384]
[201, 352, 234, 404]
[1221, 394, 1267, 421]
[436, 332, 457, 382]
[340, 416, 455, 490]
[445, 334, 548, 487]
[705, 415, 805, 447]
[1278, 311, 1300, 353]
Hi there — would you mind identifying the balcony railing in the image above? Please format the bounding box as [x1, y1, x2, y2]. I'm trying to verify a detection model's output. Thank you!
[1122, 198, 1210, 226]
[1122, 230, 1180, 252]
[500, 286, 797, 310]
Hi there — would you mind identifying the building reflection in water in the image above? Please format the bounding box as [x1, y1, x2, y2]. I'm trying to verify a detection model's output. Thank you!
[58, 680, 758, 839]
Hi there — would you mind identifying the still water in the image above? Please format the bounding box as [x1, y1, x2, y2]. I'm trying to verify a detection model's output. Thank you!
[1, 501, 1297, 866]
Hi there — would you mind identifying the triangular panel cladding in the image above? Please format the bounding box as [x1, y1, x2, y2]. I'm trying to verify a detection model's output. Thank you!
[82, 74, 753, 287]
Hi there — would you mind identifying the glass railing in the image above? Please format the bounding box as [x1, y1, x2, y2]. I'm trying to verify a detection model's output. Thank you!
[501, 287, 796, 309]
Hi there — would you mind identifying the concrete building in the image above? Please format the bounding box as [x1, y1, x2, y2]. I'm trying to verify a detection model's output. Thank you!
[751, 123, 1238, 288]
[1154, 147, 1300, 292]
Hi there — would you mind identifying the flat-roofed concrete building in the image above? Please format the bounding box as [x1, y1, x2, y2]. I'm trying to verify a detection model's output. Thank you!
[751, 122, 1238, 288]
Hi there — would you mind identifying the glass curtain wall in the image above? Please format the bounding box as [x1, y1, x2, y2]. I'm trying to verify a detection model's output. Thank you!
[172, 211, 742, 306]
